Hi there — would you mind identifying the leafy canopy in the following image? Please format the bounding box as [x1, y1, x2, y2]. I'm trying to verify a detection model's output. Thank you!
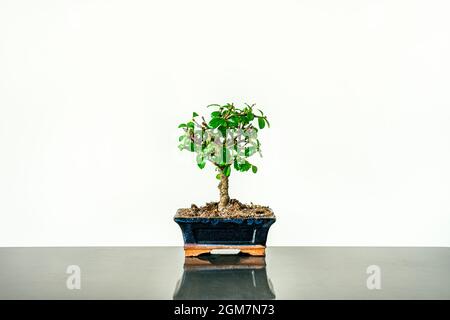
[177, 103, 270, 179]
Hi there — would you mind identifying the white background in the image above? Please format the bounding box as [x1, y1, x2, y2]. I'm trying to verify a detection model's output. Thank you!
[1, 0, 449, 246]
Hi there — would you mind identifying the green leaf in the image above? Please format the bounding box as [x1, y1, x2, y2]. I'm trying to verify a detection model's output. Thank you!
[246, 113, 254, 122]
[258, 117, 265, 129]
[178, 123, 187, 128]
[218, 126, 227, 138]
[209, 117, 226, 128]
[211, 111, 221, 118]
[223, 165, 231, 177]
[227, 116, 239, 127]
[192, 112, 199, 117]
[252, 165, 258, 173]
[178, 135, 185, 142]
[196, 154, 205, 169]
[207, 104, 221, 108]
[197, 161, 206, 169]
[187, 121, 195, 129]
[233, 159, 240, 170]
[216, 173, 222, 180]
[249, 146, 257, 156]
[241, 161, 251, 172]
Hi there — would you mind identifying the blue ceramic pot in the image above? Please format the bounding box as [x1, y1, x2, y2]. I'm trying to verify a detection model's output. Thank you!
[174, 217, 276, 247]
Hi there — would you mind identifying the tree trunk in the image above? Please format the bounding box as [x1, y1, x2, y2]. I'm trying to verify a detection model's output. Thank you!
[218, 173, 230, 211]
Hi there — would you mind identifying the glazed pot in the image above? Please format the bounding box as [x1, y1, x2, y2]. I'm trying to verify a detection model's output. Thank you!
[174, 217, 276, 256]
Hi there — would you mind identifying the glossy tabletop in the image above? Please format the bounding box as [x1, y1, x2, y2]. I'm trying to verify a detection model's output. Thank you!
[0, 247, 449, 299]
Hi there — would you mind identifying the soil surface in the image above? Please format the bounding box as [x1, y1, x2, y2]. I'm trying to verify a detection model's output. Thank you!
[175, 199, 275, 219]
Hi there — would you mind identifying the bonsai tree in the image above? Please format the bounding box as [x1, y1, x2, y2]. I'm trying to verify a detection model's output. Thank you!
[177, 103, 270, 211]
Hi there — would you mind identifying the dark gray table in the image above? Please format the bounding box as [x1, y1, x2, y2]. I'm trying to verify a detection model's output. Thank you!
[0, 247, 449, 299]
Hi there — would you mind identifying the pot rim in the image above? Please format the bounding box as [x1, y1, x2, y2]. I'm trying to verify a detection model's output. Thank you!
[174, 216, 276, 221]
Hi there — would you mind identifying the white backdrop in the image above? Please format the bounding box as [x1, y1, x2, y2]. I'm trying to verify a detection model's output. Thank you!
[1, 0, 449, 246]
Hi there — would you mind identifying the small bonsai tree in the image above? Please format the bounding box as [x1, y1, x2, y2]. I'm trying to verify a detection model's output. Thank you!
[178, 103, 270, 211]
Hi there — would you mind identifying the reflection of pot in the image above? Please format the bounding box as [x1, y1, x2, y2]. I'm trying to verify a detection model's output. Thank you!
[174, 217, 276, 256]
[173, 255, 276, 300]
